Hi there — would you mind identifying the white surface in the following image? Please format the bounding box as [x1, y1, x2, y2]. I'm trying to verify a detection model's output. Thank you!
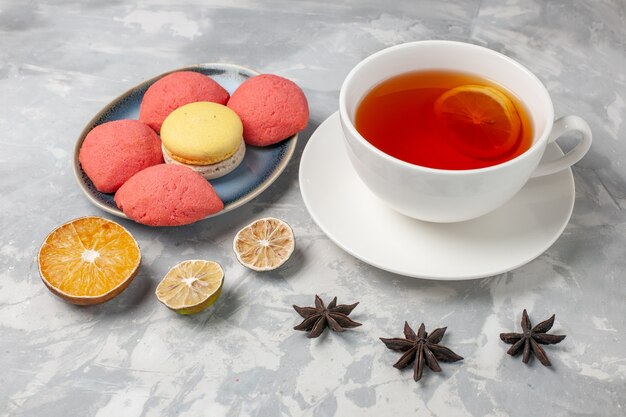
[3, 2, 625, 415]
[300, 112, 575, 279]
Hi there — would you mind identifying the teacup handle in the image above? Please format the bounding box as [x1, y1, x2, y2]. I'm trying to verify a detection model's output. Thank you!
[531, 115, 592, 178]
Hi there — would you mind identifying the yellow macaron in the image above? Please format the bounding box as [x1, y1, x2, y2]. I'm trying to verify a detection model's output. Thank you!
[161, 102, 244, 165]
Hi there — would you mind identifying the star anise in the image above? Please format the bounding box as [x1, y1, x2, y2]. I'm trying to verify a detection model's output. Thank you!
[380, 322, 463, 381]
[293, 295, 362, 338]
[500, 309, 566, 366]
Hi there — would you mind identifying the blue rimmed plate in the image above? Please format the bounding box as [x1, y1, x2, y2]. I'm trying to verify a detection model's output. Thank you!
[73, 63, 297, 222]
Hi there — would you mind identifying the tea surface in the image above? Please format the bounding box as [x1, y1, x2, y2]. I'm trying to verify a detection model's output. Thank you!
[355, 70, 533, 170]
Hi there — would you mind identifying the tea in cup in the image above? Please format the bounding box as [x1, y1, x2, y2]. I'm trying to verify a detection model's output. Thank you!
[339, 40, 592, 222]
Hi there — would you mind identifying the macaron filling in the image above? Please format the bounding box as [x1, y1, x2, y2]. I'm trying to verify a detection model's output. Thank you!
[162, 139, 246, 180]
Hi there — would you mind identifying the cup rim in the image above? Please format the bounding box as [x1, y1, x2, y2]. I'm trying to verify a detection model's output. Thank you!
[338, 40, 555, 175]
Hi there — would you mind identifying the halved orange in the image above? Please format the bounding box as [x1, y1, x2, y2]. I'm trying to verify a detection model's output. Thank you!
[233, 217, 295, 271]
[38, 216, 141, 305]
[434, 84, 522, 159]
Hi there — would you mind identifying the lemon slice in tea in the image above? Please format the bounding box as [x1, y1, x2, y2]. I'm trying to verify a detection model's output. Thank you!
[434, 84, 522, 159]
[155, 260, 224, 315]
[233, 217, 295, 271]
[38, 216, 141, 305]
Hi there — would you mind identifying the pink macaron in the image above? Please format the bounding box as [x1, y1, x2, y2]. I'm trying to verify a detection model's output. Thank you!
[114, 164, 224, 226]
[79, 119, 163, 193]
[139, 71, 230, 133]
[227, 74, 309, 146]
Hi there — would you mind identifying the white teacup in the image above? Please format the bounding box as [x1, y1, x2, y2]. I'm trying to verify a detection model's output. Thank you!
[339, 40, 592, 223]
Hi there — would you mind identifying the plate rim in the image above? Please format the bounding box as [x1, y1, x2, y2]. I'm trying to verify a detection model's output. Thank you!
[73, 62, 298, 221]
[299, 112, 575, 280]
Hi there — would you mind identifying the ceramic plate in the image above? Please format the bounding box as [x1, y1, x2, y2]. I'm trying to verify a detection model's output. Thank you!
[299, 112, 575, 280]
[73, 63, 297, 221]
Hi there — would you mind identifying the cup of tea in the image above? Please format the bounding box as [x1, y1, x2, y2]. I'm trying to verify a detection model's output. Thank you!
[339, 40, 592, 222]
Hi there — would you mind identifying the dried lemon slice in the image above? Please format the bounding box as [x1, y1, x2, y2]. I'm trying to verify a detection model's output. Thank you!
[155, 260, 224, 315]
[38, 216, 141, 305]
[233, 217, 295, 271]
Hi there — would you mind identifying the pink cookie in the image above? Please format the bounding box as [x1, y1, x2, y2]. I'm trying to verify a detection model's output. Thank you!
[227, 74, 309, 146]
[139, 71, 230, 133]
[79, 119, 163, 193]
[115, 164, 224, 226]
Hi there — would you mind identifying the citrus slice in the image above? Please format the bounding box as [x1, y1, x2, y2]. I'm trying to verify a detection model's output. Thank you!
[233, 217, 295, 271]
[434, 84, 522, 159]
[38, 216, 141, 305]
[155, 260, 224, 315]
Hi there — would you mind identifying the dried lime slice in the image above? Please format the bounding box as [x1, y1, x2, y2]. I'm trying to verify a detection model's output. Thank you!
[155, 260, 224, 314]
[233, 217, 295, 271]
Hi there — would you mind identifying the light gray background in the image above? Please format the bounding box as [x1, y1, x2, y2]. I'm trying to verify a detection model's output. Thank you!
[1, 1, 625, 416]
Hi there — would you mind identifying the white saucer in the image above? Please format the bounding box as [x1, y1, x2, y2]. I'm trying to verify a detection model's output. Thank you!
[299, 112, 575, 280]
